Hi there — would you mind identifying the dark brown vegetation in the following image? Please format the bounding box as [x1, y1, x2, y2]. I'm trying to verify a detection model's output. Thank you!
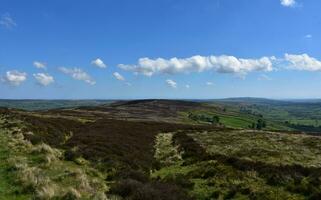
[0, 100, 222, 172]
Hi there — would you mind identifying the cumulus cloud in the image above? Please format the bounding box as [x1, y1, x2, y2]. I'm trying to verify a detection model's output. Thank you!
[59, 67, 96, 85]
[118, 55, 274, 76]
[0, 13, 17, 29]
[280, 0, 296, 7]
[206, 82, 214, 86]
[33, 61, 46, 69]
[284, 53, 321, 71]
[166, 79, 177, 88]
[91, 58, 107, 68]
[33, 73, 54, 86]
[2, 70, 27, 86]
[113, 72, 125, 81]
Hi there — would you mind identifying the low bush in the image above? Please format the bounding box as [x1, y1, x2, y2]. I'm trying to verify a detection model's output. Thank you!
[110, 178, 192, 200]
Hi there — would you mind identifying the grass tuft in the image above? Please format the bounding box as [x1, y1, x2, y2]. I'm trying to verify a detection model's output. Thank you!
[62, 187, 82, 200]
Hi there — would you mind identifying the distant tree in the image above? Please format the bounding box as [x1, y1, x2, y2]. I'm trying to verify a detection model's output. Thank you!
[250, 123, 256, 129]
[256, 119, 266, 130]
[211, 116, 220, 124]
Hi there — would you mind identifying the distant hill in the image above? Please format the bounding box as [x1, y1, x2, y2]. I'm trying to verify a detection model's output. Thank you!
[0, 99, 113, 110]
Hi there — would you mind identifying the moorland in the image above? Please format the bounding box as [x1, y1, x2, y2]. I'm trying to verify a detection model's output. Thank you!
[1, 98, 321, 199]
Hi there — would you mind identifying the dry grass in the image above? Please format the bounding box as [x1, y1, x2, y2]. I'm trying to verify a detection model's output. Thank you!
[32, 143, 62, 158]
[31, 143, 63, 166]
[35, 182, 58, 199]
[154, 133, 183, 166]
[62, 187, 82, 199]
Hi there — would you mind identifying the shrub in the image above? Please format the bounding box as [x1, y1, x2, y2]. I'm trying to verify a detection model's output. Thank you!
[64, 148, 81, 161]
[110, 179, 143, 197]
[110, 178, 192, 200]
[163, 174, 194, 189]
[116, 169, 149, 183]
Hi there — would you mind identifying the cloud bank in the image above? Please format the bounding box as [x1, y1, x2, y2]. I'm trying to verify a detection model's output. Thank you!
[119, 55, 274, 76]
[284, 53, 321, 71]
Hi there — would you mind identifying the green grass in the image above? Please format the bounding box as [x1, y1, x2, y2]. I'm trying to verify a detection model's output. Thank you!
[151, 129, 321, 199]
[0, 131, 31, 200]
[209, 99, 321, 130]
[181, 107, 291, 131]
[189, 130, 321, 167]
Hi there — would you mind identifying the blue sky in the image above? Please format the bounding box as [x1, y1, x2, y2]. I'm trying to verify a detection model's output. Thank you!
[1, 0, 321, 99]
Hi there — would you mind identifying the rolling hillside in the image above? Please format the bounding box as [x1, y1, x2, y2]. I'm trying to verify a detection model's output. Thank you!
[1, 99, 321, 199]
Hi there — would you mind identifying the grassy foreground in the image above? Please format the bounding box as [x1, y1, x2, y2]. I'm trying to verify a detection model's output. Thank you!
[0, 115, 108, 200]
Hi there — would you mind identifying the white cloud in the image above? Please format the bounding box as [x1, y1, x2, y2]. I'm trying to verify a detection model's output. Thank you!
[118, 55, 274, 76]
[91, 58, 107, 68]
[284, 53, 321, 71]
[166, 79, 177, 88]
[59, 67, 96, 85]
[258, 74, 272, 81]
[2, 70, 27, 86]
[280, 0, 296, 7]
[33, 73, 54, 86]
[113, 72, 125, 81]
[206, 82, 214, 86]
[0, 13, 17, 29]
[33, 61, 46, 69]
[185, 84, 190, 89]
